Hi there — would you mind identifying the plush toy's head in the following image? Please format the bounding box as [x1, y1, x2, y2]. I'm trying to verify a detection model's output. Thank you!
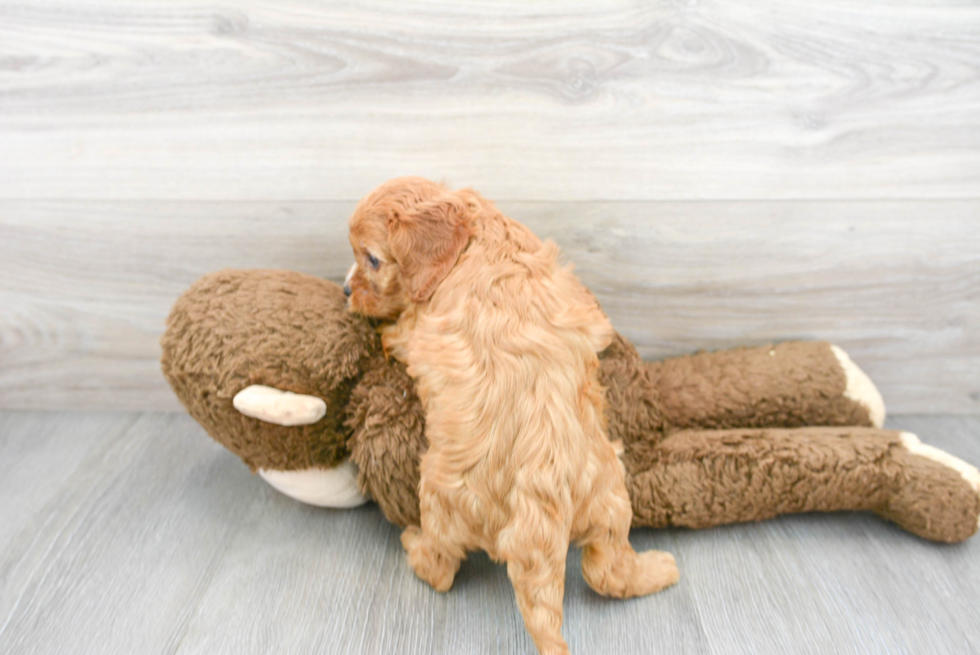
[161, 269, 382, 472]
[160, 267, 665, 524]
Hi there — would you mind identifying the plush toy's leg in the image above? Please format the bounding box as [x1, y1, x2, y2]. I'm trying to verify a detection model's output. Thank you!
[623, 427, 980, 543]
[645, 341, 885, 431]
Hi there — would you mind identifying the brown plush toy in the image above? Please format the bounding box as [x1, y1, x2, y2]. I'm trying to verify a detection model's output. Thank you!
[161, 268, 980, 543]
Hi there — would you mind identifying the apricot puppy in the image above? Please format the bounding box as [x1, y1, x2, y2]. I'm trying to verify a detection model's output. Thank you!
[346, 177, 679, 655]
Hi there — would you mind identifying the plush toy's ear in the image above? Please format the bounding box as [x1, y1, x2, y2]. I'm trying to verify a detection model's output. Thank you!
[387, 193, 472, 303]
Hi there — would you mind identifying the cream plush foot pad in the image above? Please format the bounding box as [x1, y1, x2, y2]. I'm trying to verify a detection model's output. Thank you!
[830, 346, 886, 428]
[259, 462, 369, 508]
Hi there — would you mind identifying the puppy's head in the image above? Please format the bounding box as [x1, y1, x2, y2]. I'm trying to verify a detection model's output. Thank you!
[346, 177, 473, 319]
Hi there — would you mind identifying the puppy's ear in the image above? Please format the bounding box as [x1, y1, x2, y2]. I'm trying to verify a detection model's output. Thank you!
[387, 194, 472, 303]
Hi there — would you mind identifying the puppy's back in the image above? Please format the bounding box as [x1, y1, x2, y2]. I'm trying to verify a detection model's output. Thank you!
[409, 211, 615, 542]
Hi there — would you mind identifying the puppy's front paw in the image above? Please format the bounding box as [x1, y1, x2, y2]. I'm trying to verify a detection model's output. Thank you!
[400, 526, 460, 592]
[400, 525, 423, 552]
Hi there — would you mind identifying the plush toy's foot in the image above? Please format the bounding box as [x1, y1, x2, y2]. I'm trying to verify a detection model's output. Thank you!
[879, 432, 980, 542]
[258, 462, 369, 508]
[830, 346, 886, 428]
[401, 525, 461, 592]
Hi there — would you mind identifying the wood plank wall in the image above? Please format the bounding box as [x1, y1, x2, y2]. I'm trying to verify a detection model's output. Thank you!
[1, 1, 978, 413]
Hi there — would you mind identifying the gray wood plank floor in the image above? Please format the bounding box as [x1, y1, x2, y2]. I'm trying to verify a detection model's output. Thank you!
[1, 410, 978, 655]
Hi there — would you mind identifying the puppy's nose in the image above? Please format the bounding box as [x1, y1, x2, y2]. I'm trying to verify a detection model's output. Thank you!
[343, 284, 352, 297]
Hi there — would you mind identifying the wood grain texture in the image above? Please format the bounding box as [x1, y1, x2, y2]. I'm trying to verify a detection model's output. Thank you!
[0, 411, 265, 655]
[0, 410, 978, 654]
[0, 0, 979, 201]
[0, 411, 138, 555]
[2, 200, 978, 413]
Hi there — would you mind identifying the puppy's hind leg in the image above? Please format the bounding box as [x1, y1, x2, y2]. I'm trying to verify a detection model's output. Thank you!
[579, 480, 679, 599]
[499, 509, 572, 655]
[401, 481, 465, 592]
[401, 525, 462, 592]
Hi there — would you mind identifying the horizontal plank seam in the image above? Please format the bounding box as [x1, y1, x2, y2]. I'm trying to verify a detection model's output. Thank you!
[1, 197, 979, 204]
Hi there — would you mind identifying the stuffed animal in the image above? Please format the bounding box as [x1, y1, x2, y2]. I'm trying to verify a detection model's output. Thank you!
[161, 268, 980, 543]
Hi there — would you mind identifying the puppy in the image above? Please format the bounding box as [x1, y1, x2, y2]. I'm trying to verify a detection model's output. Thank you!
[346, 177, 679, 655]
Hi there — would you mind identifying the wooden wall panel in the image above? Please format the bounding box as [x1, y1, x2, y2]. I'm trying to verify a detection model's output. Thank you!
[1, 200, 977, 412]
[0, 1, 978, 201]
[1, 1, 977, 412]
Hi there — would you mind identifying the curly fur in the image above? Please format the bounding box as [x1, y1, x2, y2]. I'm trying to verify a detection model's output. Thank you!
[347, 177, 679, 654]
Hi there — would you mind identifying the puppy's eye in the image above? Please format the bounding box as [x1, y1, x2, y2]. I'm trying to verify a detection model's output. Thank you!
[367, 253, 381, 270]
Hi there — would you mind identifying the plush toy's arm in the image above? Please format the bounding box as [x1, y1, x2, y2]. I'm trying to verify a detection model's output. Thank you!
[346, 357, 426, 528]
[645, 341, 885, 432]
[622, 426, 980, 543]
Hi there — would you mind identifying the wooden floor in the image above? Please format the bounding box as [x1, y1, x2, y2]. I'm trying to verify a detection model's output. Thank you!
[1, 410, 978, 655]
